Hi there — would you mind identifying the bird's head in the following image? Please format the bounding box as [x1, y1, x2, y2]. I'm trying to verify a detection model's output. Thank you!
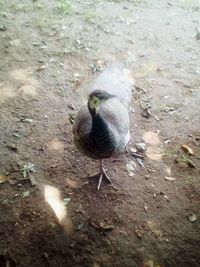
[88, 90, 115, 116]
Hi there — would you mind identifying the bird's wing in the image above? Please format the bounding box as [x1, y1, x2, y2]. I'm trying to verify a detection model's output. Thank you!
[99, 98, 130, 136]
[89, 64, 134, 107]
[73, 98, 129, 138]
[72, 104, 92, 138]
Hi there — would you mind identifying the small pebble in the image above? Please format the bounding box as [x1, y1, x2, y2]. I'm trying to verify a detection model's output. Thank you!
[188, 214, 197, 223]
[0, 25, 7, 31]
[135, 143, 146, 152]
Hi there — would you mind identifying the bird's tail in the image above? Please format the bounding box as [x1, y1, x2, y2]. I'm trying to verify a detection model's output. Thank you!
[90, 63, 134, 106]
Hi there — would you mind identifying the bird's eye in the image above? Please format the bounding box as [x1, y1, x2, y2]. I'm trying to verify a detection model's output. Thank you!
[94, 100, 97, 104]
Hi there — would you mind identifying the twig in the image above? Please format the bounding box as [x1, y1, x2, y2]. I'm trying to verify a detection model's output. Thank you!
[131, 152, 144, 159]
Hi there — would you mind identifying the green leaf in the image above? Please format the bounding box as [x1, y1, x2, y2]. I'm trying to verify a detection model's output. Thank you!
[23, 118, 33, 123]
[63, 198, 71, 206]
[22, 191, 30, 198]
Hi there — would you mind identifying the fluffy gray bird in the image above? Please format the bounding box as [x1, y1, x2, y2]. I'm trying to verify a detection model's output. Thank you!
[73, 65, 134, 189]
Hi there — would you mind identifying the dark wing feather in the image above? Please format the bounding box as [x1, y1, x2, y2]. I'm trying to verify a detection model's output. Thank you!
[73, 104, 92, 139]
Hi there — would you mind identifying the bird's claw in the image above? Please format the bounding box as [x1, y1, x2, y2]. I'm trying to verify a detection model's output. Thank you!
[88, 168, 112, 190]
[97, 168, 112, 190]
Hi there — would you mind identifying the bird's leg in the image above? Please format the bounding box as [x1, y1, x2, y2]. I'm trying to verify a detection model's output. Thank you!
[97, 160, 112, 190]
[88, 160, 112, 190]
[125, 145, 129, 154]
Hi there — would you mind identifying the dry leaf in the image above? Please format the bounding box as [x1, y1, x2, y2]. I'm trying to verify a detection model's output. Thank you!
[126, 161, 136, 171]
[22, 118, 33, 123]
[164, 176, 176, 181]
[163, 195, 170, 201]
[130, 147, 137, 153]
[126, 161, 136, 176]
[36, 64, 48, 71]
[0, 175, 9, 184]
[181, 144, 194, 155]
[99, 220, 114, 231]
[135, 226, 144, 239]
[144, 203, 148, 212]
[69, 114, 75, 124]
[90, 218, 114, 231]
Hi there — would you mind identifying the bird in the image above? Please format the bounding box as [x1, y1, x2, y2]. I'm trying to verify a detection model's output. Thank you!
[72, 64, 134, 190]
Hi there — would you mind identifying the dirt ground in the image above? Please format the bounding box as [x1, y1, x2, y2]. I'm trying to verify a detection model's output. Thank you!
[0, 0, 200, 266]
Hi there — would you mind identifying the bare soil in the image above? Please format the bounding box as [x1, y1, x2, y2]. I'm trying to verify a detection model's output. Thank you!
[0, 0, 200, 266]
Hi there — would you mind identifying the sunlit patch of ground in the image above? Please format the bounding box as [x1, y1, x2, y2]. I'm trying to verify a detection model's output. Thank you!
[0, 0, 200, 266]
[0, 68, 38, 103]
[44, 185, 73, 234]
[142, 131, 163, 161]
[47, 139, 65, 153]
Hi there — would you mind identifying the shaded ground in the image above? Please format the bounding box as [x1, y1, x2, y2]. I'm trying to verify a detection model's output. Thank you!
[0, 0, 200, 266]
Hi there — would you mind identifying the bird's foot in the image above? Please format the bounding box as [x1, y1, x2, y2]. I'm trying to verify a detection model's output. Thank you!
[97, 167, 112, 190]
[88, 167, 112, 190]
